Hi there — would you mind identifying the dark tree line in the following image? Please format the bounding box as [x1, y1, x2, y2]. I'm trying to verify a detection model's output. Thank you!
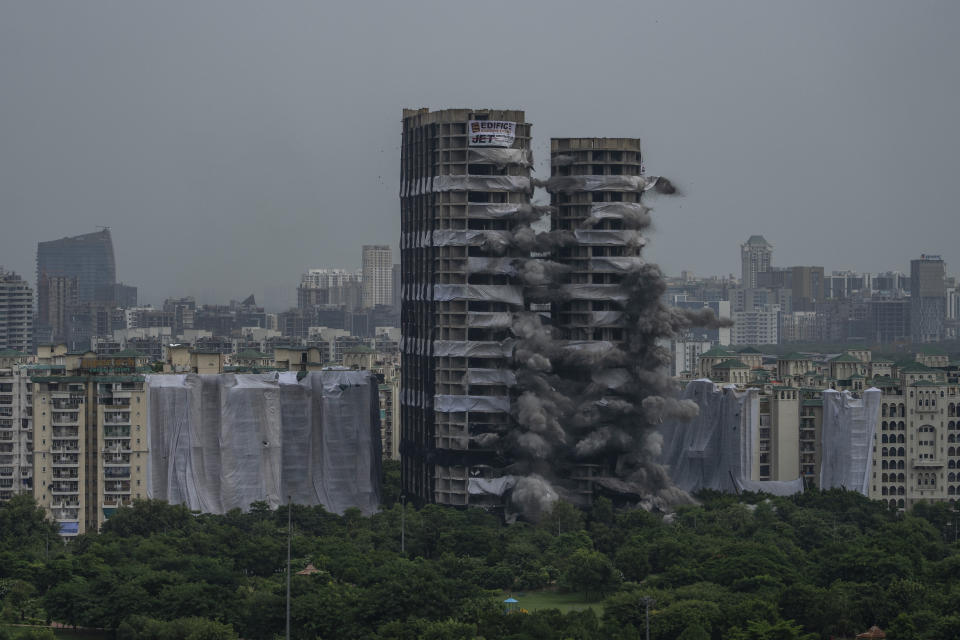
[2, 466, 960, 639]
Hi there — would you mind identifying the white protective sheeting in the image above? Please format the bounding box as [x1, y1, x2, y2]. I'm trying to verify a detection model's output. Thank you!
[466, 257, 518, 276]
[544, 175, 662, 193]
[573, 229, 645, 247]
[433, 394, 511, 413]
[433, 340, 516, 358]
[466, 312, 514, 328]
[658, 379, 803, 496]
[588, 257, 644, 272]
[463, 368, 517, 386]
[468, 203, 525, 218]
[431, 229, 512, 248]
[586, 311, 626, 326]
[586, 202, 650, 220]
[560, 284, 630, 302]
[467, 148, 533, 167]
[433, 284, 523, 305]
[819, 388, 881, 495]
[146, 371, 381, 515]
[468, 475, 517, 496]
[432, 175, 531, 193]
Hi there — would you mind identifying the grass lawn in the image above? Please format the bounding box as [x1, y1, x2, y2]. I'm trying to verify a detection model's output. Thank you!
[502, 590, 606, 614]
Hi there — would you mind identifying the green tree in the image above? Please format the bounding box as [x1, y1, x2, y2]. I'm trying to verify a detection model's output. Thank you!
[677, 624, 711, 640]
[0, 496, 58, 553]
[562, 549, 621, 600]
[2, 579, 36, 622]
[727, 619, 816, 640]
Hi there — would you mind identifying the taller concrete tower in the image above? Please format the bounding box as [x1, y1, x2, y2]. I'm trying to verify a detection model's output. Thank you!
[400, 108, 532, 506]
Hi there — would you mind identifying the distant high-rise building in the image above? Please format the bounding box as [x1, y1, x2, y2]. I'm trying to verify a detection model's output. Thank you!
[867, 298, 911, 344]
[391, 263, 402, 314]
[361, 245, 392, 309]
[790, 266, 825, 312]
[731, 307, 780, 346]
[0, 270, 33, 354]
[910, 255, 946, 343]
[37, 274, 78, 345]
[36, 229, 116, 304]
[740, 235, 772, 289]
[298, 269, 362, 311]
[94, 282, 137, 308]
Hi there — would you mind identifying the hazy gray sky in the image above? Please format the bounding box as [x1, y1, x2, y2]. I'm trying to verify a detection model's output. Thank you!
[2, 1, 958, 309]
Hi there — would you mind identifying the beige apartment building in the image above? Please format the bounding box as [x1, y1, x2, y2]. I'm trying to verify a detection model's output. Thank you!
[698, 347, 960, 510]
[30, 346, 148, 536]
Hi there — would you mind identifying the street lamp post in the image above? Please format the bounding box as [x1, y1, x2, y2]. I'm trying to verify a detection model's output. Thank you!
[286, 495, 291, 640]
[641, 596, 655, 640]
[400, 494, 406, 554]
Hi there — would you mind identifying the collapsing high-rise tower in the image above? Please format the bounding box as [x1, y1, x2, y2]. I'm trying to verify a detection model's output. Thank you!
[400, 108, 720, 515]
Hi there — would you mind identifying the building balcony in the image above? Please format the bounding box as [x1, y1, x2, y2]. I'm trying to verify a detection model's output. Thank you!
[52, 428, 79, 439]
[104, 482, 131, 494]
[51, 485, 79, 495]
[913, 459, 943, 468]
[52, 456, 79, 466]
[50, 445, 80, 453]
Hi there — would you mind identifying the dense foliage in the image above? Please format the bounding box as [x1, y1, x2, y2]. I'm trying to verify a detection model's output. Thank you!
[2, 468, 959, 639]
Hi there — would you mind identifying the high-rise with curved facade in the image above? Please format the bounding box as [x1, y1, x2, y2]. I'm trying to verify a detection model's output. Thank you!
[36, 229, 116, 305]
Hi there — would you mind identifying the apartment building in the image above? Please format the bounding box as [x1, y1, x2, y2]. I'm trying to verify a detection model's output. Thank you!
[0, 270, 34, 354]
[30, 348, 148, 536]
[0, 353, 34, 501]
[696, 347, 960, 509]
[361, 245, 393, 308]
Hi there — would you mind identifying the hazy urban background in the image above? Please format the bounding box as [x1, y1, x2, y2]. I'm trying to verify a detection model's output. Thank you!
[2, 1, 958, 309]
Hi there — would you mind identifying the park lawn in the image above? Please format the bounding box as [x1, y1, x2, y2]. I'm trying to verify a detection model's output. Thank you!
[504, 590, 606, 614]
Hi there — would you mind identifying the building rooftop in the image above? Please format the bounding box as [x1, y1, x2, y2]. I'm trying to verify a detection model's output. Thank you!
[112, 348, 147, 358]
[712, 359, 749, 370]
[830, 353, 863, 363]
[345, 346, 376, 354]
[899, 362, 939, 373]
[236, 350, 271, 359]
[701, 346, 735, 358]
[779, 352, 811, 361]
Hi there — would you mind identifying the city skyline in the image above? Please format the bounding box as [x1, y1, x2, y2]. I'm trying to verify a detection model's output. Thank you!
[2, 2, 959, 307]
